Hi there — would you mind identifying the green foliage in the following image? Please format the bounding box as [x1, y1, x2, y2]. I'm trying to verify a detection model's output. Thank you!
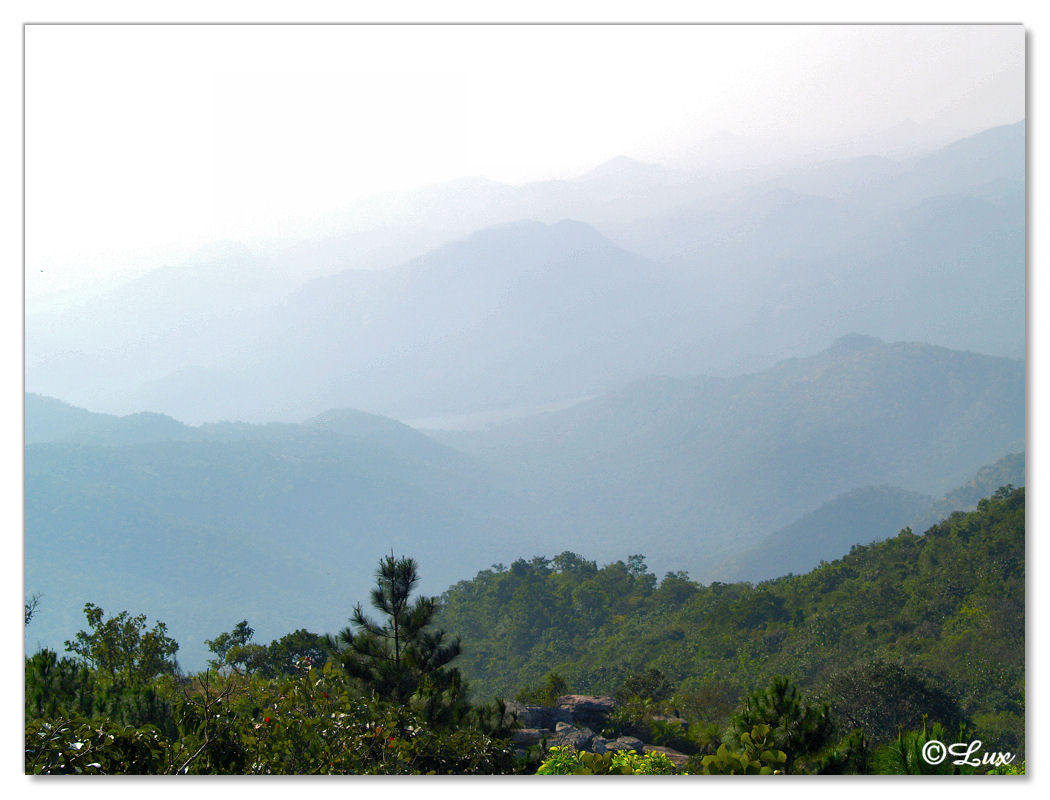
[723, 678, 871, 773]
[872, 717, 976, 775]
[25, 649, 180, 736]
[220, 660, 511, 774]
[819, 658, 966, 745]
[26, 650, 98, 720]
[617, 667, 674, 703]
[613, 749, 681, 774]
[25, 552, 531, 775]
[537, 745, 682, 775]
[25, 716, 172, 774]
[726, 676, 835, 773]
[971, 708, 1025, 758]
[337, 554, 468, 728]
[806, 728, 870, 775]
[64, 603, 179, 682]
[25, 659, 515, 775]
[697, 724, 786, 774]
[437, 488, 1025, 761]
[264, 629, 333, 676]
[438, 550, 670, 699]
[674, 679, 738, 728]
[205, 620, 266, 674]
[987, 759, 1025, 775]
[205, 623, 334, 679]
[515, 671, 567, 706]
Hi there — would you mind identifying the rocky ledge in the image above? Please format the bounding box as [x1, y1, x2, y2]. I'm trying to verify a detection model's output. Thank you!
[506, 694, 689, 766]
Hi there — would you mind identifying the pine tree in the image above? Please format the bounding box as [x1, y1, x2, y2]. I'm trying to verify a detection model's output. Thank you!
[337, 554, 463, 715]
[727, 676, 836, 773]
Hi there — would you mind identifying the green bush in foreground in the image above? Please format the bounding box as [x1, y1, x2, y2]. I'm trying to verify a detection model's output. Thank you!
[25, 661, 515, 775]
[873, 717, 975, 775]
[697, 724, 786, 775]
[537, 746, 681, 775]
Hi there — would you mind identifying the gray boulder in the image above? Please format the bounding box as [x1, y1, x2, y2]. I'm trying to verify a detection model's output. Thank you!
[605, 736, 644, 754]
[555, 726, 596, 751]
[555, 694, 616, 727]
[505, 701, 572, 729]
[511, 727, 552, 748]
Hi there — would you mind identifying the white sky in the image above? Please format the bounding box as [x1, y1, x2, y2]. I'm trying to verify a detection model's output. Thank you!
[23, 24, 1023, 300]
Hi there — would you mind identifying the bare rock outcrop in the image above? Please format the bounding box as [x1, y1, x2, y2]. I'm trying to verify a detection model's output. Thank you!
[554, 694, 616, 727]
[508, 693, 689, 766]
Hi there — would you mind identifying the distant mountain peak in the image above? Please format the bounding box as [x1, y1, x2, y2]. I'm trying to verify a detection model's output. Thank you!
[550, 217, 606, 236]
[25, 392, 192, 445]
[948, 119, 1025, 148]
[306, 407, 414, 434]
[575, 155, 683, 185]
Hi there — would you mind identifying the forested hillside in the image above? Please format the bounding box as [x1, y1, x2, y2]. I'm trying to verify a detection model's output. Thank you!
[25, 487, 1025, 774]
[438, 486, 1025, 754]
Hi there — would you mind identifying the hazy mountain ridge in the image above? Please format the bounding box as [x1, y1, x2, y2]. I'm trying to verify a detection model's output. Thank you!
[102, 220, 703, 422]
[25, 122, 1024, 424]
[712, 486, 937, 584]
[908, 451, 1027, 534]
[24, 332, 1023, 671]
[604, 127, 1024, 371]
[712, 450, 1024, 584]
[23, 121, 1025, 672]
[434, 335, 1024, 578]
[24, 394, 530, 669]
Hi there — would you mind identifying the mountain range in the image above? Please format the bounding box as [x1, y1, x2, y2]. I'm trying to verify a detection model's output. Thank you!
[712, 450, 1024, 584]
[25, 333, 1024, 669]
[433, 334, 1023, 576]
[25, 394, 527, 669]
[23, 120, 1025, 672]
[25, 122, 1024, 425]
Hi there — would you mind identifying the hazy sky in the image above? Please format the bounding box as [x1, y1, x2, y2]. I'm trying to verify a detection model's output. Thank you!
[24, 24, 1023, 299]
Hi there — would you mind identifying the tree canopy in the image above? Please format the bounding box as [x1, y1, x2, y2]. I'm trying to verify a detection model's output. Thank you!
[64, 603, 178, 682]
[337, 554, 465, 724]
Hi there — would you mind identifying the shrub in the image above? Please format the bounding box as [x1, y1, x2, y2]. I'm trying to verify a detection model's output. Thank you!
[537, 745, 683, 775]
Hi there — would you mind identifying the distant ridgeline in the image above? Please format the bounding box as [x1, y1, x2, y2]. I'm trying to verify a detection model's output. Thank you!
[23, 392, 531, 670]
[437, 486, 1024, 754]
[433, 335, 1024, 580]
[713, 451, 1024, 583]
[24, 335, 1023, 671]
[26, 123, 1024, 425]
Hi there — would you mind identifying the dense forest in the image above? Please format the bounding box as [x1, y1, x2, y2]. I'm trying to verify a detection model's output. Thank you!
[439, 487, 1024, 737]
[25, 487, 1025, 774]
